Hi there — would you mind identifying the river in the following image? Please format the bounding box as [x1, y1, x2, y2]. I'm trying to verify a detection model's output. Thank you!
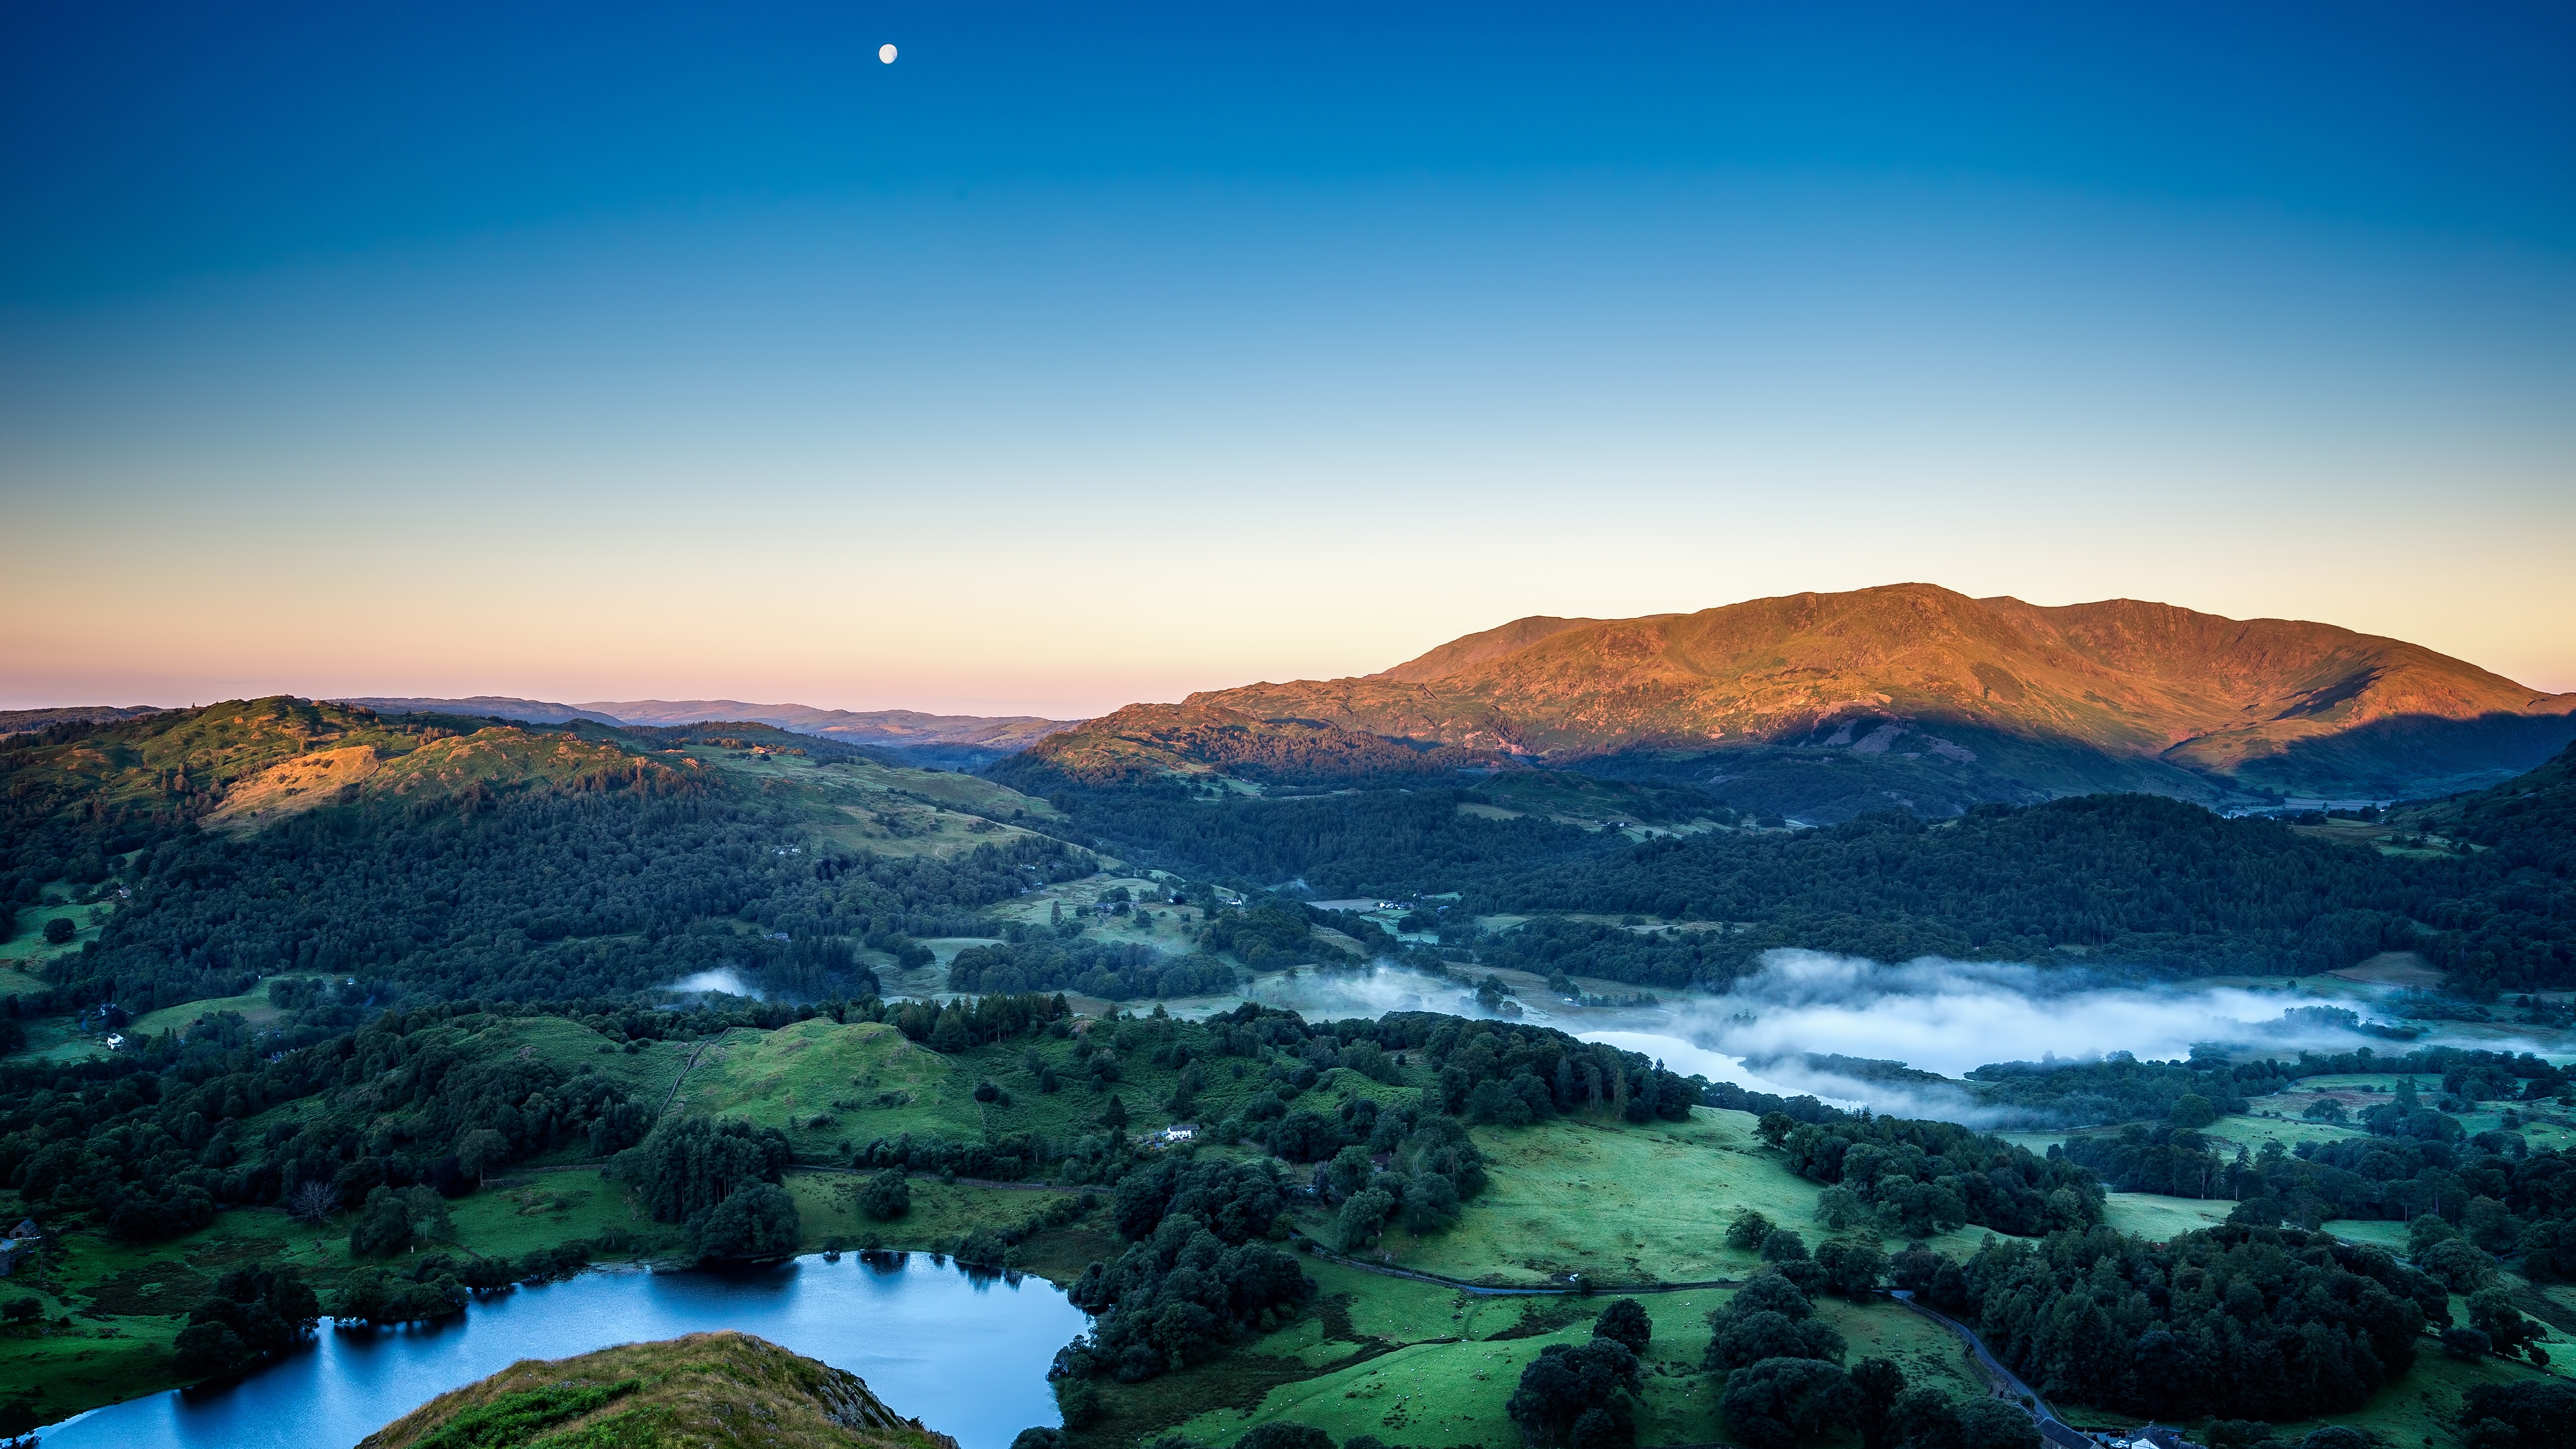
[39, 1251, 1086, 1449]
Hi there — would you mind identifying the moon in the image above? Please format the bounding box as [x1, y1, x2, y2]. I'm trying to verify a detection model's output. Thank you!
[878, 43, 897, 64]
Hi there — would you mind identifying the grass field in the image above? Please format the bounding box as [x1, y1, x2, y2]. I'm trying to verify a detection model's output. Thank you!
[1349, 1108, 1819, 1287]
[1168, 1270, 1990, 1449]
[2100, 1192, 2237, 1242]
[674, 1020, 978, 1153]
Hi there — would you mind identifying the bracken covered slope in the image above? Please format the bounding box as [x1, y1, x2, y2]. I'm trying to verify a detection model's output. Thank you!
[357, 1332, 960, 1449]
[1191, 584, 2576, 798]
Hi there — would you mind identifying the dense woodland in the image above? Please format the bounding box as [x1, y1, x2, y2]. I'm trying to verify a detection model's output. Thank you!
[999, 741, 2576, 994]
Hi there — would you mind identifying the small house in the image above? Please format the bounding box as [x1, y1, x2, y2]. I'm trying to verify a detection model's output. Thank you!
[1160, 1123, 1198, 1143]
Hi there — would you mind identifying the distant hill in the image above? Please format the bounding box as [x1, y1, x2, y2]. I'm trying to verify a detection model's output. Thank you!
[1186, 584, 2576, 812]
[0, 704, 169, 739]
[341, 697, 1081, 767]
[358, 1332, 957, 1449]
[992, 701, 1500, 789]
[338, 695, 623, 725]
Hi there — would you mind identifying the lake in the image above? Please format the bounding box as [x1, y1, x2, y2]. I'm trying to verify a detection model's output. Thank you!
[39, 1251, 1087, 1449]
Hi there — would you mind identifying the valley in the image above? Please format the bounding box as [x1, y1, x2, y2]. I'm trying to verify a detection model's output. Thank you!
[0, 688, 2569, 1449]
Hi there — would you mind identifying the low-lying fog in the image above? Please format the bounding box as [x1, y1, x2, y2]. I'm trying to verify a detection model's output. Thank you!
[662, 945, 2553, 1130]
[1235, 948, 2552, 1126]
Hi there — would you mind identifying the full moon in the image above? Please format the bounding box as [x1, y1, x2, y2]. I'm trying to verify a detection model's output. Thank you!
[878, 43, 896, 63]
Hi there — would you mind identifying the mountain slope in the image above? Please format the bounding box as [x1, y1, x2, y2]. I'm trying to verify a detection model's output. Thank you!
[1192, 585, 2576, 803]
[359, 1332, 957, 1449]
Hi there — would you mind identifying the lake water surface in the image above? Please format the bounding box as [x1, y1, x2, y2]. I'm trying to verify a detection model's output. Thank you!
[40, 1252, 1085, 1449]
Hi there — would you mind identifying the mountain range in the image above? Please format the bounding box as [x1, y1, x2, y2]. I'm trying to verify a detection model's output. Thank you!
[36, 584, 2570, 821]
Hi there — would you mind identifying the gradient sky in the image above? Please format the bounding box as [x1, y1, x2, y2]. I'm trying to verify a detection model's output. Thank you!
[5, 2, 2572, 715]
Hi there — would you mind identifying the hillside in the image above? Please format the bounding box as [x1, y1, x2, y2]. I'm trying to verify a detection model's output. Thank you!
[1191, 585, 2576, 809]
[358, 1332, 957, 1449]
[993, 701, 1499, 789]
[0, 697, 1087, 1012]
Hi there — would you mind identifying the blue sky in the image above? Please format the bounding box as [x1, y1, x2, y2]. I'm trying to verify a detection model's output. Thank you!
[5, 3, 2572, 711]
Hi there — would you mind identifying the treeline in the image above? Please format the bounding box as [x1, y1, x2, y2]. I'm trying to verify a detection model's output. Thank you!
[946, 938, 1240, 1000]
[1962, 1051, 2277, 1128]
[1896, 1223, 2468, 1420]
[1763, 1111, 2103, 1238]
[1470, 915, 1729, 990]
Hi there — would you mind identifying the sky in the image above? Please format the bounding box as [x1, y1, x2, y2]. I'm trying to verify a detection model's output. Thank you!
[5, 2, 2572, 715]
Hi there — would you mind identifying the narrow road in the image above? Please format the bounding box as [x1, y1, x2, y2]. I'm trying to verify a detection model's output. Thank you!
[1889, 1291, 2095, 1449]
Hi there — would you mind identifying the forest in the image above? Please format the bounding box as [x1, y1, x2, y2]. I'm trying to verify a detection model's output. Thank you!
[991, 740, 2576, 995]
[1898, 1223, 2447, 1420]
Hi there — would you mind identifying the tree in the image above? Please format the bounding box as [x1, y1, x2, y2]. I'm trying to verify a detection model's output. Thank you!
[1334, 1188, 1396, 1252]
[1727, 1210, 1778, 1251]
[174, 1265, 319, 1376]
[623, 1115, 793, 1224]
[1889, 1387, 1961, 1449]
[1238, 1425, 1335, 1449]
[454, 1128, 510, 1187]
[860, 1168, 912, 1221]
[1508, 1338, 1642, 1447]
[41, 917, 74, 945]
[2169, 1094, 2220, 1129]
[1719, 1357, 1853, 1449]
[1592, 1298, 1652, 1353]
[2467, 1288, 2546, 1358]
[693, 1182, 800, 1260]
[285, 1179, 338, 1227]
[1011, 1430, 1068, 1449]
[2457, 1381, 2575, 1449]
[1760, 1229, 1809, 1264]
[1400, 1170, 1461, 1234]
[347, 1185, 449, 1256]
[1813, 1241, 1889, 1298]
[1954, 1400, 2039, 1449]
[1847, 1358, 1905, 1449]
[1815, 1187, 1872, 1232]
[1704, 1274, 1846, 1374]
[1098, 1094, 1130, 1131]
[2422, 1238, 2496, 1292]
